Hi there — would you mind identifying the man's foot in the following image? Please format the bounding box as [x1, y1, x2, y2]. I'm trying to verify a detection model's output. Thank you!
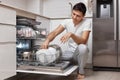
[76, 74, 85, 79]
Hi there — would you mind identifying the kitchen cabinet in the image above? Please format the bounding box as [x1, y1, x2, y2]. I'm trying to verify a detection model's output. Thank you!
[43, 0, 71, 18]
[0, 6, 16, 80]
[0, 3, 79, 80]
[1, 0, 92, 18]
[1, 0, 43, 15]
[0, 6, 16, 25]
[43, 0, 93, 18]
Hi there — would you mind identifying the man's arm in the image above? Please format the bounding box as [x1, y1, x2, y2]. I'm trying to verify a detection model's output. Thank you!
[41, 24, 65, 49]
[71, 31, 91, 44]
[60, 31, 90, 45]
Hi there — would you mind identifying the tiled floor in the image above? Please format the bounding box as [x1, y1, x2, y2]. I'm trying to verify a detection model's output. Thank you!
[6, 69, 120, 80]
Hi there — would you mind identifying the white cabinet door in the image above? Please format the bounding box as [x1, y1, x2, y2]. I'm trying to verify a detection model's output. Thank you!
[0, 7, 16, 80]
[1, 0, 42, 15]
[26, 0, 43, 15]
[43, 0, 71, 18]
[0, 43, 16, 80]
[43, 0, 93, 18]
[0, 6, 16, 25]
[0, 25, 16, 80]
[0, 25, 16, 42]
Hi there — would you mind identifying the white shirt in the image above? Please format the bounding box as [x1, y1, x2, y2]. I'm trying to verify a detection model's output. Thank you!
[60, 19, 92, 52]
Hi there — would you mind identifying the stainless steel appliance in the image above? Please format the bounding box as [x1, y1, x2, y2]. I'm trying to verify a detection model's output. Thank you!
[93, 0, 120, 70]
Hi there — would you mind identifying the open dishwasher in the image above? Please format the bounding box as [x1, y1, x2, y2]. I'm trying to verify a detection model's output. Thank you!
[17, 55, 78, 76]
[16, 16, 78, 76]
[16, 44, 78, 76]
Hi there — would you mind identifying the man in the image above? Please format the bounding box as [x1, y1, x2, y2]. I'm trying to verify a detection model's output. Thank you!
[41, 2, 91, 79]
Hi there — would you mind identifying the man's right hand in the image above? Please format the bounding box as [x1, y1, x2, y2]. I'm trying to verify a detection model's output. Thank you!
[41, 39, 49, 49]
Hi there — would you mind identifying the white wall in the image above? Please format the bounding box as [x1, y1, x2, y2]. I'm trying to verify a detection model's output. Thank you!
[50, 18, 92, 63]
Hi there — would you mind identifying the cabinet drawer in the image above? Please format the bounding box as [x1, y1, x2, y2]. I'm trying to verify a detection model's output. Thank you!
[0, 43, 16, 79]
[0, 25, 16, 42]
[0, 6, 16, 25]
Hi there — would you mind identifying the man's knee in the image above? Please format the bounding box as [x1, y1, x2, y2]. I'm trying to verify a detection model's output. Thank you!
[78, 44, 89, 55]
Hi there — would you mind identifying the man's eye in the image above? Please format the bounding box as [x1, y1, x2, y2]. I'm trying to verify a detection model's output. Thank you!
[73, 13, 75, 15]
[77, 15, 80, 17]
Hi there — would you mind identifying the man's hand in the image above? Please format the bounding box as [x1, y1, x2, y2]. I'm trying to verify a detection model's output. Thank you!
[41, 39, 49, 49]
[60, 32, 73, 43]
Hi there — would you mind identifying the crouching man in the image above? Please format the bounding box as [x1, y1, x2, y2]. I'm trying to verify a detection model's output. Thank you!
[41, 2, 91, 79]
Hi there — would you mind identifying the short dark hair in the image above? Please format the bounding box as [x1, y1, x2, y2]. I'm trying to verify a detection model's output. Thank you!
[73, 2, 86, 15]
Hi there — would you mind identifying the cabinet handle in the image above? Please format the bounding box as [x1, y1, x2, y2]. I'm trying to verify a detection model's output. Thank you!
[69, 2, 73, 16]
[118, 0, 120, 40]
[114, 0, 117, 40]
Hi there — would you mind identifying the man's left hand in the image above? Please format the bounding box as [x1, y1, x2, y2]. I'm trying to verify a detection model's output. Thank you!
[60, 32, 73, 43]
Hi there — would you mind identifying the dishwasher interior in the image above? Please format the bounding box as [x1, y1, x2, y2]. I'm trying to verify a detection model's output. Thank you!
[16, 16, 78, 76]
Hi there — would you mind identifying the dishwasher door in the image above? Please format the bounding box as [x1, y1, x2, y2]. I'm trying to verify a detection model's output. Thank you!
[16, 61, 78, 76]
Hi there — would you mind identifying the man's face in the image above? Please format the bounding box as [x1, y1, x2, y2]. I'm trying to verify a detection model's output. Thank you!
[72, 10, 84, 25]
